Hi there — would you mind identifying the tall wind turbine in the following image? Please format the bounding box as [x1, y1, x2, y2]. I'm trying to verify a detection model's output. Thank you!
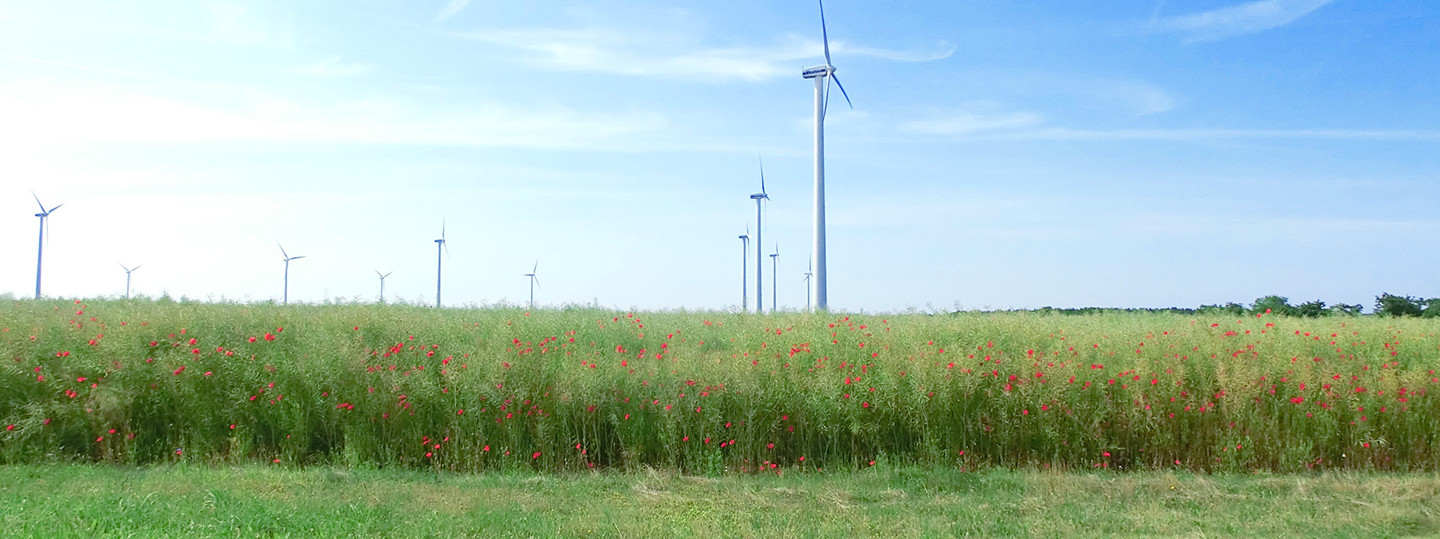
[31, 193, 63, 299]
[804, 258, 813, 311]
[375, 270, 392, 303]
[802, 0, 853, 312]
[738, 228, 749, 312]
[523, 260, 541, 311]
[749, 157, 769, 314]
[119, 264, 141, 299]
[434, 221, 448, 308]
[278, 244, 304, 305]
[769, 245, 780, 314]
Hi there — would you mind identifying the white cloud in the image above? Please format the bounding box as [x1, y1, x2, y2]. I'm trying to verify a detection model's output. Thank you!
[434, 0, 473, 23]
[451, 28, 951, 83]
[291, 56, 373, 78]
[1153, 0, 1335, 42]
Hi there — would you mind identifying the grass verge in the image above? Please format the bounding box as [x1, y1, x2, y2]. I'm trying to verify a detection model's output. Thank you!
[1, 465, 1437, 537]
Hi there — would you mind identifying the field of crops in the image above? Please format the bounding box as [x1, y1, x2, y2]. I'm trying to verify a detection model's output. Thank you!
[3, 298, 1438, 473]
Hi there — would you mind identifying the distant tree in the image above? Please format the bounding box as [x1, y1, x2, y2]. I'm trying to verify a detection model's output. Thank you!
[1293, 300, 1327, 318]
[1329, 303, 1363, 316]
[1251, 296, 1293, 316]
[1199, 303, 1246, 316]
[1374, 293, 1424, 317]
[1423, 298, 1440, 319]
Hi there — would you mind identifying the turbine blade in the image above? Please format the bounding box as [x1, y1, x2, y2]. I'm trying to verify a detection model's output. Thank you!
[758, 154, 767, 197]
[278, 244, 288, 259]
[384, 272, 392, 278]
[533, 259, 539, 274]
[292, 255, 305, 260]
[47, 203, 63, 214]
[818, 0, 831, 66]
[832, 75, 854, 109]
[32, 192, 46, 212]
[534, 276, 542, 290]
[376, 269, 383, 278]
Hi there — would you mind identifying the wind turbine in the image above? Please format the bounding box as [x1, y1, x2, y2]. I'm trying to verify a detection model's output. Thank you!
[738, 228, 749, 312]
[523, 260, 541, 311]
[278, 244, 304, 305]
[119, 264, 141, 299]
[769, 245, 780, 314]
[434, 221, 448, 308]
[375, 270, 392, 303]
[804, 258, 813, 311]
[749, 157, 769, 314]
[31, 193, 63, 299]
[802, 0, 853, 312]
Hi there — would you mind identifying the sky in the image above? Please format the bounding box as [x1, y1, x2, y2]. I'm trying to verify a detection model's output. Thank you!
[1, 0, 1437, 313]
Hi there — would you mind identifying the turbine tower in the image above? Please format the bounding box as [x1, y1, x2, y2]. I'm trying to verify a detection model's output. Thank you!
[802, 0, 852, 312]
[750, 157, 769, 314]
[738, 228, 749, 311]
[31, 193, 63, 299]
[119, 264, 141, 299]
[278, 244, 304, 305]
[434, 221, 448, 308]
[375, 270, 392, 303]
[769, 245, 780, 314]
[523, 260, 541, 311]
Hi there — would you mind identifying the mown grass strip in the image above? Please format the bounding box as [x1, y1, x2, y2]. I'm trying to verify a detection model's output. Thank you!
[1, 465, 1437, 537]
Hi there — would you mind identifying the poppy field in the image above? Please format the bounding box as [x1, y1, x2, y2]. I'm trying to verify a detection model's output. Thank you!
[3, 298, 1439, 473]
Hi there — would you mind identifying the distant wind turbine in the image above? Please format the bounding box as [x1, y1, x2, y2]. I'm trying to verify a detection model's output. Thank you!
[770, 245, 780, 314]
[802, 0, 853, 312]
[31, 193, 63, 299]
[278, 244, 304, 305]
[738, 228, 750, 312]
[375, 270, 392, 303]
[750, 157, 769, 314]
[434, 221, 448, 308]
[119, 264, 141, 299]
[804, 258, 813, 311]
[523, 260, 541, 311]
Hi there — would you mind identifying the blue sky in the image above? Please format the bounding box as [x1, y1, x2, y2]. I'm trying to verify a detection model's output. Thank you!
[1, 0, 1436, 312]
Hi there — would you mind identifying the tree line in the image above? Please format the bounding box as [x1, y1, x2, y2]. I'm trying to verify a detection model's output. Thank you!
[982, 293, 1440, 317]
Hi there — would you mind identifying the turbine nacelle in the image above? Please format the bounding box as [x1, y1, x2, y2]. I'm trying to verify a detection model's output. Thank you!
[802, 65, 835, 79]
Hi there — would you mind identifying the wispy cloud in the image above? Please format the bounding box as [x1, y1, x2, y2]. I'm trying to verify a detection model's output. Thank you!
[434, 0, 473, 23]
[291, 56, 373, 78]
[900, 104, 1045, 136]
[0, 81, 669, 151]
[1152, 0, 1336, 42]
[450, 28, 952, 82]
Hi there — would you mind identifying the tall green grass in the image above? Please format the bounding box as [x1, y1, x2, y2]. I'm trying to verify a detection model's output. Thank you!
[3, 298, 1438, 472]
